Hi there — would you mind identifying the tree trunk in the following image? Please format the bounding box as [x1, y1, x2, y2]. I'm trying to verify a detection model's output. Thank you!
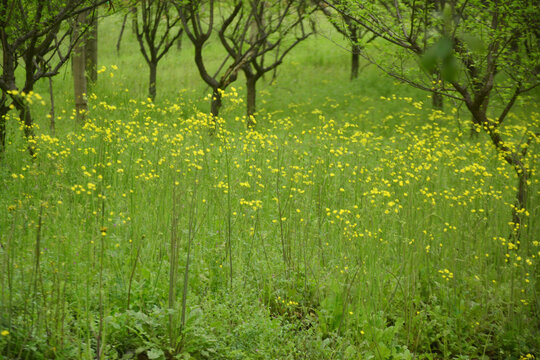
[149, 61, 157, 102]
[176, 31, 182, 50]
[116, 13, 129, 53]
[48, 77, 55, 135]
[85, 9, 98, 85]
[0, 104, 8, 156]
[468, 102, 529, 241]
[348, 22, 360, 80]
[432, 73, 443, 110]
[210, 89, 222, 117]
[72, 11, 88, 123]
[510, 166, 529, 242]
[20, 103, 34, 144]
[432, 92, 443, 110]
[210, 88, 222, 130]
[351, 44, 360, 80]
[131, 7, 138, 34]
[246, 73, 257, 128]
[469, 102, 485, 138]
[12, 95, 35, 156]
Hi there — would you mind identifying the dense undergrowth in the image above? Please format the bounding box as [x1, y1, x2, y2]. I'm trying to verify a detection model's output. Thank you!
[1, 14, 539, 360]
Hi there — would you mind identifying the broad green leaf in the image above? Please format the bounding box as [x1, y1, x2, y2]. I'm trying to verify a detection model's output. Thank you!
[147, 348, 165, 360]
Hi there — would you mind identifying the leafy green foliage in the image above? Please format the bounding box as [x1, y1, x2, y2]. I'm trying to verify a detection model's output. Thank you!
[420, 37, 458, 82]
[0, 10, 539, 360]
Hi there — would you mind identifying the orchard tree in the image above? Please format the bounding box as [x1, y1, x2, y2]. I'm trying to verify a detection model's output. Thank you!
[223, 0, 315, 126]
[323, 0, 540, 239]
[176, 0, 253, 124]
[72, 7, 100, 122]
[116, 3, 136, 53]
[86, 8, 99, 84]
[0, 0, 108, 156]
[317, 1, 375, 80]
[177, 0, 314, 128]
[133, 0, 184, 101]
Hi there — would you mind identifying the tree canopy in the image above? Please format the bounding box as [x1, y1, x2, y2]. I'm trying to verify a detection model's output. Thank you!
[323, 0, 540, 238]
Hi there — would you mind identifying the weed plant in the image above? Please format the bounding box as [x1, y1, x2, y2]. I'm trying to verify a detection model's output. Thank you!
[0, 13, 539, 360]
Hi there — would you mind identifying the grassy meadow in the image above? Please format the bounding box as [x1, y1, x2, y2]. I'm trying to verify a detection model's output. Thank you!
[1, 12, 539, 360]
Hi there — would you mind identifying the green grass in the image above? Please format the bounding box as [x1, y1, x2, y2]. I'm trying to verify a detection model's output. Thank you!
[1, 12, 539, 360]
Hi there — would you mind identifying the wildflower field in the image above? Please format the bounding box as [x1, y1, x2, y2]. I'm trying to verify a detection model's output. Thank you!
[1, 15, 539, 360]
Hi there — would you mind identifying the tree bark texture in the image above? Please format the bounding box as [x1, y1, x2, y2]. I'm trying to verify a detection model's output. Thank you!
[351, 44, 360, 80]
[149, 61, 157, 102]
